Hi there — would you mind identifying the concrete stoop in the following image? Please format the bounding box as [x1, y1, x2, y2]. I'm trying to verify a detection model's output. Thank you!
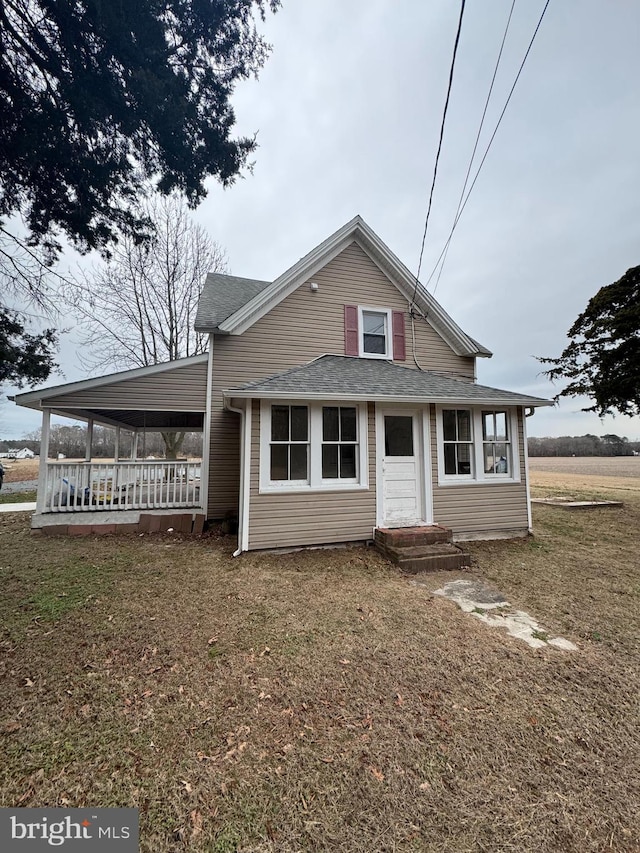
[375, 525, 471, 573]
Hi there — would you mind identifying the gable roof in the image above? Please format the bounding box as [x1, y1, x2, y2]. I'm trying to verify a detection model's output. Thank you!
[195, 216, 492, 359]
[195, 273, 270, 331]
[224, 355, 552, 407]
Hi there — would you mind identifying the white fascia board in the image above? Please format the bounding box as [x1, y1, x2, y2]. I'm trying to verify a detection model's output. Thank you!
[218, 214, 491, 359]
[218, 218, 363, 334]
[352, 220, 491, 358]
[13, 353, 210, 407]
[223, 390, 553, 407]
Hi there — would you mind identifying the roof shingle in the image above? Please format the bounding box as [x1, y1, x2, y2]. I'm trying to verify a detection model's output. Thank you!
[226, 355, 551, 406]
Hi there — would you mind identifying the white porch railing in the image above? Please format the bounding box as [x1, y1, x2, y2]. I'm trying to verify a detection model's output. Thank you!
[42, 460, 202, 513]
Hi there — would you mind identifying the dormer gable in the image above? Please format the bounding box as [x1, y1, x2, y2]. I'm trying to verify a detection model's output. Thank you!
[195, 216, 491, 361]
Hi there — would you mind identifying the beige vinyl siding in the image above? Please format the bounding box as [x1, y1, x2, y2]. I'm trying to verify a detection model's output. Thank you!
[47, 361, 208, 411]
[246, 402, 377, 550]
[431, 406, 529, 535]
[208, 241, 475, 518]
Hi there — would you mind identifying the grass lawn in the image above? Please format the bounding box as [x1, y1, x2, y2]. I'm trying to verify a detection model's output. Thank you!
[0, 472, 638, 852]
[0, 491, 37, 504]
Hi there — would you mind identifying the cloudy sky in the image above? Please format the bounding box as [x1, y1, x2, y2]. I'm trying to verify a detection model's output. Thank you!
[3, 0, 640, 440]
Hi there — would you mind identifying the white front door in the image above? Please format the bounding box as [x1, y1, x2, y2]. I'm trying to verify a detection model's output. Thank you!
[380, 411, 423, 527]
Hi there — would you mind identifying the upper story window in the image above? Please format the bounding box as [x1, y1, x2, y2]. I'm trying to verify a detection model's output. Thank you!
[361, 310, 389, 357]
[344, 305, 406, 361]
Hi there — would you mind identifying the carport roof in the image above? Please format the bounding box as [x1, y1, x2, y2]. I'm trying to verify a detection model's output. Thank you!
[11, 354, 208, 431]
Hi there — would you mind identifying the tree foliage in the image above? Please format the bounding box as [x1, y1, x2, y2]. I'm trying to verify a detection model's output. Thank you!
[0, 307, 57, 387]
[0, 0, 278, 255]
[540, 266, 640, 417]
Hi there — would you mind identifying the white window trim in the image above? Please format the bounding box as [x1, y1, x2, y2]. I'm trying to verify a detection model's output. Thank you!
[358, 306, 393, 360]
[260, 400, 369, 493]
[435, 406, 521, 486]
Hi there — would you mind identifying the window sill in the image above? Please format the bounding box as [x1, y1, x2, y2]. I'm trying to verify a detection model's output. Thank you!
[437, 477, 521, 487]
[259, 483, 369, 495]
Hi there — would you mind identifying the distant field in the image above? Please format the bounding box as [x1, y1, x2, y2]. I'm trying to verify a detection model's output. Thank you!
[528, 455, 640, 495]
[528, 456, 640, 478]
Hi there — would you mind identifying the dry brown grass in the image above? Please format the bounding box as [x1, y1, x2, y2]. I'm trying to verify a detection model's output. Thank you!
[1, 458, 39, 482]
[0, 476, 638, 852]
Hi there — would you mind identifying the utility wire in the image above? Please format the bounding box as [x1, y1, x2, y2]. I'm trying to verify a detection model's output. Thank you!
[411, 0, 466, 306]
[431, 0, 517, 296]
[425, 0, 551, 296]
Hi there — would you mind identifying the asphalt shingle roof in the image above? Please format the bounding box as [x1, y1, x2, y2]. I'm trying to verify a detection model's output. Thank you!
[195, 273, 271, 331]
[228, 355, 551, 406]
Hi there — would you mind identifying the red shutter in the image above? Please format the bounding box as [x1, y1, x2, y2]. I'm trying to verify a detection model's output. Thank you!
[392, 310, 406, 361]
[344, 305, 359, 356]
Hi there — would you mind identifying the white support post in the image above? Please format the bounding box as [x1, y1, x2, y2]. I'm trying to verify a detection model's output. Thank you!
[114, 427, 120, 462]
[36, 409, 51, 513]
[132, 431, 139, 460]
[86, 419, 94, 462]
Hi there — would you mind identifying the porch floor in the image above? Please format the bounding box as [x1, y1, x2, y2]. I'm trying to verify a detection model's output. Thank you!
[31, 508, 206, 537]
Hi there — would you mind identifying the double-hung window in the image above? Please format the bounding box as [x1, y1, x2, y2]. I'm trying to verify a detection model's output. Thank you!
[269, 404, 309, 483]
[482, 410, 511, 476]
[322, 406, 358, 480]
[261, 402, 367, 491]
[358, 307, 392, 358]
[442, 409, 473, 476]
[437, 407, 519, 484]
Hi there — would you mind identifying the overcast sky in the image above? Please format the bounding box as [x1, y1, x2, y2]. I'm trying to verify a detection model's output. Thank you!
[3, 0, 640, 441]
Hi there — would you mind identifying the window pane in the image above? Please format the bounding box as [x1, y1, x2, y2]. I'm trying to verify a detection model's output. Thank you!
[444, 443, 456, 475]
[457, 410, 472, 442]
[363, 312, 385, 335]
[385, 416, 413, 456]
[290, 444, 308, 480]
[323, 407, 339, 442]
[482, 412, 495, 442]
[340, 444, 357, 478]
[340, 407, 357, 442]
[322, 444, 338, 479]
[271, 406, 289, 442]
[494, 442, 509, 473]
[458, 444, 472, 475]
[290, 406, 308, 441]
[270, 445, 288, 480]
[363, 333, 386, 354]
[495, 412, 507, 441]
[483, 443, 496, 474]
[443, 409, 457, 442]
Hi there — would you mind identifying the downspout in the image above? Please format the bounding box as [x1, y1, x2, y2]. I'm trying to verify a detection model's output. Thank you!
[199, 339, 214, 520]
[523, 407, 534, 533]
[226, 398, 251, 557]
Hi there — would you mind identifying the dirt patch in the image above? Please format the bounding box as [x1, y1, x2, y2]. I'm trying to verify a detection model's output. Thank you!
[0, 481, 638, 852]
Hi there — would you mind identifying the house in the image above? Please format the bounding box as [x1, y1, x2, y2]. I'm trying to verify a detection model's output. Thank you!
[13, 216, 551, 551]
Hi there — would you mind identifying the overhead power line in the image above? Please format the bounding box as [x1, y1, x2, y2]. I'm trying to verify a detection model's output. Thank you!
[426, 0, 552, 296]
[411, 0, 466, 306]
[431, 0, 517, 296]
